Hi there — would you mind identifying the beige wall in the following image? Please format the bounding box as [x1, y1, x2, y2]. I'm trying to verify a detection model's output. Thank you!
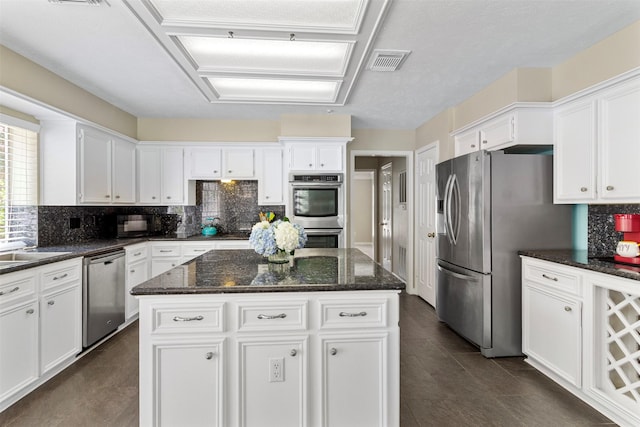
[137, 118, 280, 142]
[280, 114, 351, 137]
[352, 173, 374, 244]
[0, 105, 38, 125]
[415, 108, 454, 162]
[349, 128, 415, 152]
[0, 45, 137, 138]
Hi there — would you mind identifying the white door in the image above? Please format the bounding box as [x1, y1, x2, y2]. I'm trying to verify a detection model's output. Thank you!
[380, 164, 393, 271]
[416, 145, 438, 305]
[40, 285, 81, 374]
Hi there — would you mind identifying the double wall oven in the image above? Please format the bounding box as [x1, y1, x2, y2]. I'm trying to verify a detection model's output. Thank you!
[289, 173, 344, 248]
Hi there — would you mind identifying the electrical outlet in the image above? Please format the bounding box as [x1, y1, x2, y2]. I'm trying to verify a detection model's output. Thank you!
[269, 357, 284, 382]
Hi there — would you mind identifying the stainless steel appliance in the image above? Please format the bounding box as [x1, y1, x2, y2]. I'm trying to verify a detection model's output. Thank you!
[107, 214, 159, 238]
[304, 228, 343, 248]
[82, 250, 125, 348]
[289, 173, 344, 230]
[436, 150, 572, 357]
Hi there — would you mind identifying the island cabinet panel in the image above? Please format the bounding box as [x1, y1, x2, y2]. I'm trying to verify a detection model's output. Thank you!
[137, 290, 400, 427]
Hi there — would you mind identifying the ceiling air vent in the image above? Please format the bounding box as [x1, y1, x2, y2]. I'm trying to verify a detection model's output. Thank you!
[367, 49, 411, 72]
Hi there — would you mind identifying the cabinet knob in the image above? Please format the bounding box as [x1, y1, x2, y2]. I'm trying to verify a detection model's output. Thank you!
[228, 170, 232, 173]
[48, 300, 55, 306]
[320, 163, 325, 167]
[152, 196, 157, 200]
[606, 185, 614, 191]
[330, 348, 337, 356]
[115, 195, 120, 199]
[166, 196, 171, 200]
[470, 144, 476, 148]
[482, 140, 487, 144]
[214, 170, 218, 173]
[308, 163, 313, 167]
[290, 349, 297, 357]
[130, 269, 136, 273]
[205, 352, 215, 360]
[564, 306, 572, 312]
[105, 195, 110, 198]
[580, 187, 588, 192]
[265, 196, 269, 199]
[26, 308, 35, 315]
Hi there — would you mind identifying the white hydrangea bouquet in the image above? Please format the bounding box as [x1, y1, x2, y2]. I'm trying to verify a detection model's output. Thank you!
[249, 212, 307, 263]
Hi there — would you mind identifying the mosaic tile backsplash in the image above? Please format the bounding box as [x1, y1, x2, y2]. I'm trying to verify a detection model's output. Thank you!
[588, 204, 640, 257]
[37, 181, 284, 246]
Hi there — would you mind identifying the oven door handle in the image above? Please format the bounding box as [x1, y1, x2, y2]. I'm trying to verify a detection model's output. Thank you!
[304, 229, 343, 236]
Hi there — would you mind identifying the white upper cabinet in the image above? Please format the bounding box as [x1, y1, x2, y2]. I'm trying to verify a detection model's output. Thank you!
[111, 138, 136, 204]
[281, 137, 351, 172]
[138, 146, 185, 205]
[78, 125, 112, 204]
[186, 147, 255, 180]
[257, 148, 284, 205]
[452, 105, 553, 158]
[554, 75, 640, 204]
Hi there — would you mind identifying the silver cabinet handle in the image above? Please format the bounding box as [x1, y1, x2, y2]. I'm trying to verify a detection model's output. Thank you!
[173, 315, 204, 322]
[105, 195, 110, 198]
[0, 286, 19, 296]
[482, 140, 487, 145]
[330, 348, 337, 356]
[159, 249, 173, 253]
[130, 269, 136, 273]
[290, 349, 297, 357]
[205, 352, 215, 360]
[115, 195, 120, 199]
[133, 252, 142, 256]
[339, 311, 367, 317]
[26, 308, 35, 314]
[152, 196, 157, 199]
[564, 306, 572, 312]
[470, 144, 476, 148]
[166, 196, 172, 199]
[580, 187, 588, 192]
[48, 300, 55, 306]
[193, 249, 206, 252]
[53, 273, 68, 281]
[542, 273, 558, 282]
[606, 185, 614, 191]
[257, 313, 287, 320]
[213, 170, 218, 173]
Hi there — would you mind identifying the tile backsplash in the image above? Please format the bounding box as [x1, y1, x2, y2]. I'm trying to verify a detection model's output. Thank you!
[37, 180, 285, 246]
[588, 204, 640, 256]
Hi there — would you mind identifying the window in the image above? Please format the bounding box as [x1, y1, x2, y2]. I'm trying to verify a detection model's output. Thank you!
[0, 119, 38, 248]
[398, 170, 407, 205]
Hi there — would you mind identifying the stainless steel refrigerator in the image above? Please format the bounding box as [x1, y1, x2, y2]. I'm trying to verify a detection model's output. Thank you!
[435, 150, 572, 357]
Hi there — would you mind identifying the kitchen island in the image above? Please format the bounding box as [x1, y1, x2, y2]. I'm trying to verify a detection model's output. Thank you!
[131, 248, 405, 427]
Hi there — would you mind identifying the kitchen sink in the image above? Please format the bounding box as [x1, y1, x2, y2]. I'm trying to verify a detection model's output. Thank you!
[0, 251, 70, 262]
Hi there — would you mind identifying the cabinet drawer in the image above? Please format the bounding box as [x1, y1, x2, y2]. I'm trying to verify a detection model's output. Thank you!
[40, 260, 81, 291]
[126, 245, 148, 262]
[182, 246, 213, 258]
[0, 272, 36, 306]
[523, 261, 582, 296]
[237, 300, 308, 332]
[319, 298, 388, 329]
[151, 244, 181, 257]
[151, 303, 225, 334]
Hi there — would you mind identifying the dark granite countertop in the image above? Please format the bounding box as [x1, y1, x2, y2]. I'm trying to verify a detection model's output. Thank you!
[131, 248, 406, 295]
[0, 234, 250, 275]
[519, 249, 640, 281]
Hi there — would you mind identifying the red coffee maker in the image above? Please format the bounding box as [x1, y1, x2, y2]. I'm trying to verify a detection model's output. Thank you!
[614, 214, 640, 265]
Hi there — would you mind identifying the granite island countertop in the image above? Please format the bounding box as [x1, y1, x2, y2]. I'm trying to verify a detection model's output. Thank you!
[131, 248, 406, 295]
[519, 249, 640, 281]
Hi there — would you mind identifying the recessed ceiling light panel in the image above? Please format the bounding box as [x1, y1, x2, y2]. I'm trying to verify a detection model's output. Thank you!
[148, 0, 368, 34]
[208, 77, 341, 103]
[179, 36, 352, 76]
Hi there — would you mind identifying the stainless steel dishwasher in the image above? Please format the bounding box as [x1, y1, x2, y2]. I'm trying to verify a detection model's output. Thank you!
[82, 250, 126, 348]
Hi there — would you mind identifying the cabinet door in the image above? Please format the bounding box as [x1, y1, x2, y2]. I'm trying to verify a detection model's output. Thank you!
[290, 146, 316, 170]
[238, 337, 307, 427]
[126, 259, 147, 319]
[138, 148, 162, 204]
[162, 148, 184, 204]
[554, 98, 597, 203]
[0, 300, 38, 401]
[112, 138, 136, 204]
[479, 114, 514, 150]
[316, 146, 342, 171]
[258, 148, 284, 204]
[153, 341, 224, 427]
[598, 79, 640, 201]
[321, 334, 387, 427]
[523, 285, 581, 387]
[151, 258, 182, 277]
[188, 148, 222, 179]
[454, 128, 479, 157]
[40, 285, 81, 374]
[78, 126, 111, 204]
[224, 148, 254, 178]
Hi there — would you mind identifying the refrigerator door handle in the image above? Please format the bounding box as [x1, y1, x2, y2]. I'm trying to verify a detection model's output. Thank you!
[451, 173, 461, 244]
[443, 174, 454, 244]
[437, 264, 479, 282]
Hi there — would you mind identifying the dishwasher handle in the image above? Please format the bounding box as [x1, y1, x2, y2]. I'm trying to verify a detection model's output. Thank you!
[84, 250, 125, 265]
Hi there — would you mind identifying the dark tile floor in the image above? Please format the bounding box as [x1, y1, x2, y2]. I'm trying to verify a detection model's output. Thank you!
[0, 293, 615, 426]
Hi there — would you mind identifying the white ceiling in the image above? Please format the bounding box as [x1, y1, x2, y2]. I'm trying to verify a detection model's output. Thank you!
[1, 0, 639, 130]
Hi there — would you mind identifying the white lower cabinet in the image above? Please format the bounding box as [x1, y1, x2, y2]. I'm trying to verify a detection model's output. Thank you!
[40, 285, 81, 375]
[522, 256, 640, 427]
[138, 291, 400, 427]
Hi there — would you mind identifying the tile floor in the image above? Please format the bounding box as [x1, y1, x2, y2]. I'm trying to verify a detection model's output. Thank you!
[0, 293, 615, 426]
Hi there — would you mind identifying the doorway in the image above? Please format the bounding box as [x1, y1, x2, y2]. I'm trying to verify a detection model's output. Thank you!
[380, 163, 393, 271]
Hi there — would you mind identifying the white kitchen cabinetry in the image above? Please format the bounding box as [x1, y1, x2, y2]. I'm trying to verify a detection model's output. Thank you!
[150, 243, 183, 277]
[257, 148, 285, 205]
[280, 137, 351, 173]
[554, 75, 640, 203]
[125, 243, 149, 320]
[0, 258, 82, 413]
[521, 257, 640, 426]
[452, 105, 553, 157]
[111, 138, 137, 204]
[138, 146, 185, 204]
[187, 147, 255, 180]
[215, 240, 251, 250]
[138, 291, 399, 427]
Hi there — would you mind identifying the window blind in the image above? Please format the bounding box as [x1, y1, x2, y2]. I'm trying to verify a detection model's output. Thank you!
[0, 122, 38, 245]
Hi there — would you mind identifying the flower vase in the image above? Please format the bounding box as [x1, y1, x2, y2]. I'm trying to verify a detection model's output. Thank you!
[267, 250, 289, 264]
